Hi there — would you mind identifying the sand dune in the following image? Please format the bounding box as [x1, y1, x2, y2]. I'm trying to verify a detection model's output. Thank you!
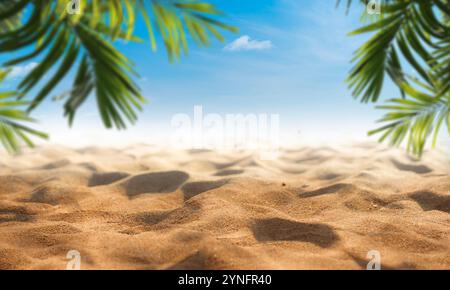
[0, 143, 448, 269]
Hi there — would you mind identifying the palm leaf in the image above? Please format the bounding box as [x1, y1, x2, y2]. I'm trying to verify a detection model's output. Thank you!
[340, 0, 450, 157]
[369, 77, 450, 157]
[0, 0, 237, 131]
[342, 0, 449, 103]
[0, 69, 48, 154]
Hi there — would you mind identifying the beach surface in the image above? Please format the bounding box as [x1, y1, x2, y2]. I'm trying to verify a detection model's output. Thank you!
[0, 143, 449, 269]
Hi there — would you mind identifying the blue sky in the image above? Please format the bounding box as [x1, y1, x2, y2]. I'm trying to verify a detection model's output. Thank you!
[1, 0, 408, 146]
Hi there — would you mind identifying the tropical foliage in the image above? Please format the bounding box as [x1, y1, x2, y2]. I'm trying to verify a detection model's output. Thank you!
[0, 69, 48, 153]
[1, 1, 449, 157]
[0, 0, 236, 153]
[341, 0, 450, 157]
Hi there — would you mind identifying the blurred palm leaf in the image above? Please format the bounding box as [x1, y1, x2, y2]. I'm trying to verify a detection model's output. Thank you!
[0, 0, 22, 33]
[0, 69, 48, 154]
[340, 0, 450, 157]
[369, 77, 450, 157]
[0, 0, 237, 131]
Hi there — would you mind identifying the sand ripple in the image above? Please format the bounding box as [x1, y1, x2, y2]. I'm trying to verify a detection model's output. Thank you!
[0, 143, 448, 269]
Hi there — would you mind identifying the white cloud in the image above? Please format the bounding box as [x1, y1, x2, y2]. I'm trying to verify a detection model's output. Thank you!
[224, 35, 273, 52]
[7, 62, 39, 78]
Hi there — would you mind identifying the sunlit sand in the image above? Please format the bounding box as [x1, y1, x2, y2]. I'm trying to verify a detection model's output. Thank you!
[0, 142, 448, 269]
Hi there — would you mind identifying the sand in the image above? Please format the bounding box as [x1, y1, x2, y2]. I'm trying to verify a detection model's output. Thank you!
[0, 142, 448, 270]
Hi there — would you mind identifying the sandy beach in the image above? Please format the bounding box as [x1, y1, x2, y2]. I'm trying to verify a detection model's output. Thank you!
[0, 142, 448, 270]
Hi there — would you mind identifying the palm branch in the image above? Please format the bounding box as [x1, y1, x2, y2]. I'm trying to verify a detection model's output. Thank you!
[0, 0, 21, 33]
[0, 69, 48, 153]
[369, 78, 450, 157]
[0, 0, 237, 131]
[340, 0, 450, 157]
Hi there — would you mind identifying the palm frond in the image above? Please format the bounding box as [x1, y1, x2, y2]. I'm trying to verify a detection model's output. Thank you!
[340, 0, 450, 157]
[369, 77, 450, 157]
[342, 0, 449, 103]
[0, 0, 23, 33]
[0, 0, 237, 130]
[0, 69, 48, 154]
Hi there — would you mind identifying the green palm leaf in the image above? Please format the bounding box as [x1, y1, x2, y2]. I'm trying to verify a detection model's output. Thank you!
[0, 69, 48, 154]
[0, 0, 22, 33]
[0, 0, 237, 131]
[340, 0, 450, 157]
[369, 79, 450, 157]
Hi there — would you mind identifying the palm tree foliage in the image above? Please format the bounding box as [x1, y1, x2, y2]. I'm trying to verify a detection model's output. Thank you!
[2, 1, 448, 157]
[0, 69, 48, 153]
[0, 0, 236, 152]
[0, 0, 21, 33]
[340, 0, 450, 157]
